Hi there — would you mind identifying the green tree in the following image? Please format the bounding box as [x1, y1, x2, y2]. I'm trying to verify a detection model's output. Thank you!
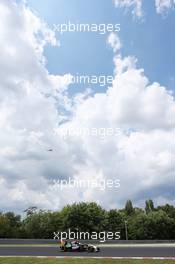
[145, 210, 175, 239]
[61, 202, 106, 233]
[0, 214, 10, 238]
[157, 204, 175, 219]
[23, 210, 63, 239]
[145, 200, 154, 214]
[125, 200, 134, 216]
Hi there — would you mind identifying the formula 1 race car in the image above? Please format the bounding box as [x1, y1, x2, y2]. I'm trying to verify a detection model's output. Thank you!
[60, 240, 100, 253]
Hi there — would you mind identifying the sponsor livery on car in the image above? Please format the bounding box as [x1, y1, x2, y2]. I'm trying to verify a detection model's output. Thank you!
[60, 240, 100, 253]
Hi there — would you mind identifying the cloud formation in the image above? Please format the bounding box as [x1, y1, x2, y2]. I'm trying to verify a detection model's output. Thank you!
[0, 0, 74, 212]
[107, 32, 122, 53]
[1, 1, 175, 213]
[114, 0, 175, 16]
[114, 0, 143, 18]
[155, 0, 175, 14]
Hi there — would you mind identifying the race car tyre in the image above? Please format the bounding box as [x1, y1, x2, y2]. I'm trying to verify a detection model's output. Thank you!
[88, 246, 94, 253]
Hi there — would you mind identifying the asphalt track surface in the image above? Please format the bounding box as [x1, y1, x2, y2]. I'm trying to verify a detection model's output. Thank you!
[0, 245, 175, 257]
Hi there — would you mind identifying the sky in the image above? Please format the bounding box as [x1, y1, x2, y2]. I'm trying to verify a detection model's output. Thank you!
[27, 0, 175, 91]
[0, 0, 175, 213]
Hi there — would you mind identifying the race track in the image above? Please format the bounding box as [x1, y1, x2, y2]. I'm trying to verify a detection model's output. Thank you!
[0, 245, 175, 257]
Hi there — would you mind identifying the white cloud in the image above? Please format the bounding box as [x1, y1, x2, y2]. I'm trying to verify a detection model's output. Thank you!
[114, 0, 143, 18]
[114, 0, 175, 17]
[0, 0, 74, 212]
[53, 43, 175, 208]
[107, 32, 122, 53]
[1, 2, 175, 213]
[155, 0, 175, 14]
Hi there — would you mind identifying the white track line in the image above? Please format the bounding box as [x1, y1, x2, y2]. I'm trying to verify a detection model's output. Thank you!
[0, 244, 175, 248]
[0, 256, 175, 260]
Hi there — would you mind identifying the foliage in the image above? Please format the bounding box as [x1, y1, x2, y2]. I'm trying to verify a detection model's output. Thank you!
[1, 200, 175, 239]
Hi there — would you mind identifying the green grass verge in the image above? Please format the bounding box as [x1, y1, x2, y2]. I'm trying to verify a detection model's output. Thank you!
[0, 258, 175, 264]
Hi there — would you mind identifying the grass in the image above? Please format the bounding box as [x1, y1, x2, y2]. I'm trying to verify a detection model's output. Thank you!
[0, 258, 175, 264]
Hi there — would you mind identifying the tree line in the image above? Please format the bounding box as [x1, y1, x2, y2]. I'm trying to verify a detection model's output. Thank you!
[0, 200, 175, 239]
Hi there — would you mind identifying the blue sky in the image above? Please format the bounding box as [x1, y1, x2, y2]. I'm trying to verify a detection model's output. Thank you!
[1, 0, 175, 212]
[27, 0, 175, 92]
